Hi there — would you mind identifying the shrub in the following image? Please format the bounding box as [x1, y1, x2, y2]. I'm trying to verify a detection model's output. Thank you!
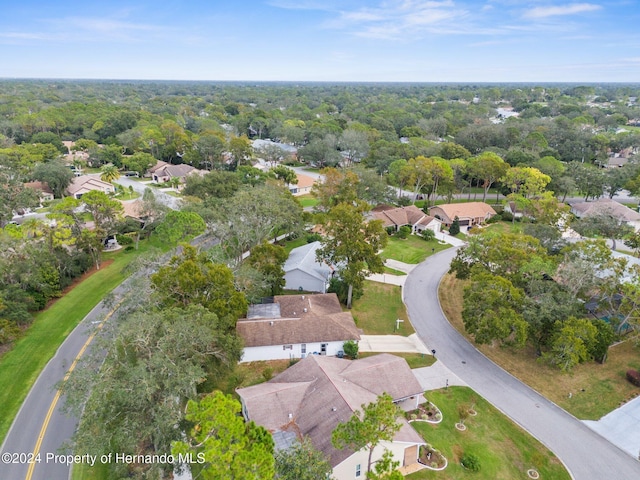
[116, 234, 134, 245]
[396, 225, 411, 239]
[343, 340, 359, 359]
[328, 278, 363, 305]
[500, 211, 514, 222]
[305, 233, 322, 243]
[449, 217, 461, 236]
[627, 369, 640, 387]
[262, 367, 274, 381]
[461, 452, 481, 471]
[124, 245, 135, 252]
[421, 229, 436, 241]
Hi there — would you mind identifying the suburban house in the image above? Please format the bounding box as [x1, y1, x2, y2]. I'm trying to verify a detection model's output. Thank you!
[605, 147, 636, 168]
[150, 163, 203, 184]
[288, 173, 317, 196]
[428, 202, 497, 228]
[569, 198, 640, 232]
[236, 354, 426, 480]
[24, 181, 54, 203]
[146, 160, 169, 177]
[284, 241, 335, 293]
[503, 201, 526, 219]
[370, 204, 442, 235]
[66, 175, 115, 199]
[236, 293, 360, 363]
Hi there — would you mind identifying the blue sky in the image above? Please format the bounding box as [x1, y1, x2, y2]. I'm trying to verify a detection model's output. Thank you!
[0, 0, 638, 82]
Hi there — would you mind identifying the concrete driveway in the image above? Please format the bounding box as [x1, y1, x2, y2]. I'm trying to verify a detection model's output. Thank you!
[359, 334, 430, 354]
[584, 395, 640, 458]
[412, 360, 467, 391]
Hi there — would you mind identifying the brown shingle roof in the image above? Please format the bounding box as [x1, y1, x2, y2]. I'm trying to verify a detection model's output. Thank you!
[237, 293, 360, 347]
[24, 181, 54, 195]
[428, 202, 496, 223]
[66, 175, 114, 195]
[370, 205, 437, 228]
[236, 354, 424, 467]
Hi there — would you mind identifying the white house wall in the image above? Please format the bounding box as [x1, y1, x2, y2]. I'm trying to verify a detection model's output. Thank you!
[284, 269, 327, 293]
[332, 441, 415, 480]
[240, 341, 347, 363]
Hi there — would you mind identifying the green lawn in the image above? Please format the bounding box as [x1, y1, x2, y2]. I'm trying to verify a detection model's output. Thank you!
[0, 240, 165, 445]
[384, 266, 407, 276]
[407, 387, 570, 480]
[281, 235, 309, 253]
[296, 194, 319, 208]
[349, 281, 414, 336]
[359, 352, 436, 368]
[381, 235, 450, 264]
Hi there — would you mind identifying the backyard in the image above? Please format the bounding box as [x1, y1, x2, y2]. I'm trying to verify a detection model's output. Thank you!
[407, 387, 570, 480]
[439, 273, 640, 420]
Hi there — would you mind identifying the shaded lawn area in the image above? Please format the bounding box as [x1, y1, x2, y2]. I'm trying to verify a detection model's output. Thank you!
[0, 240, 166, 444]
[407, 387, 570, 480]
[439, 273, 640, 420]
[349, 281, 414, 336]
[280, 235, 308, 253]
[382, 235, 450, 264]
[296, 194, 319, 208]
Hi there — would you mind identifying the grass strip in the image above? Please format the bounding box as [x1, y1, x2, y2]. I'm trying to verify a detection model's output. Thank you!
[0, 246, 151, 444]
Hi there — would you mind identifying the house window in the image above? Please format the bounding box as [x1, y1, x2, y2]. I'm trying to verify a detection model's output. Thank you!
[301, 344, 306, 354]
[283, 345, 293, 350]
[355, 464, 361, 477]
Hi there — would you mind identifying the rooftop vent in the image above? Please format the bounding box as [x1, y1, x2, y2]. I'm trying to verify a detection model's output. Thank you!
[303, 308, 308, 313]
[269, 321, 274, 326]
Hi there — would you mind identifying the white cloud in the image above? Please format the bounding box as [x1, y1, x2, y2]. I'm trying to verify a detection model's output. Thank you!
[523, 3, 601, 19]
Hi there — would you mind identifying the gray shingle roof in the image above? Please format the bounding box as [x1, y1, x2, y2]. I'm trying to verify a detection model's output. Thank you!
[284, 241, 333, 281]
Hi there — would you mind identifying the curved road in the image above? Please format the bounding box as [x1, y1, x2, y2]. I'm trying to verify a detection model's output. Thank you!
[404, 248, 640, 479]
[0, 279, 132, 480]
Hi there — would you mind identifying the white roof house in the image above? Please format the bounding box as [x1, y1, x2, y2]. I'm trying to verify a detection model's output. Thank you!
[284, 241, 335, 293]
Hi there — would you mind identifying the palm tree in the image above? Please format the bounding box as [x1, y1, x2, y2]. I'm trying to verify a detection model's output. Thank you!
[168, 176, 181, 190]
[100, 164, 121, 183]
[21, 218, 45, 239]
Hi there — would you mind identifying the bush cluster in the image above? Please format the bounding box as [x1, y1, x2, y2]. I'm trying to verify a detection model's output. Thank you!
[626, 369, 640, 387]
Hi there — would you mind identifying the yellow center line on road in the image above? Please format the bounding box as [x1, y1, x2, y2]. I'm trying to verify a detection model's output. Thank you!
[25, 299, 125, 480]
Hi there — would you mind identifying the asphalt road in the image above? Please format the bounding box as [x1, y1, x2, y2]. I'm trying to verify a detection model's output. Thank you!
[404, 248, 640, 480]
[0, 279, 131, 480]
